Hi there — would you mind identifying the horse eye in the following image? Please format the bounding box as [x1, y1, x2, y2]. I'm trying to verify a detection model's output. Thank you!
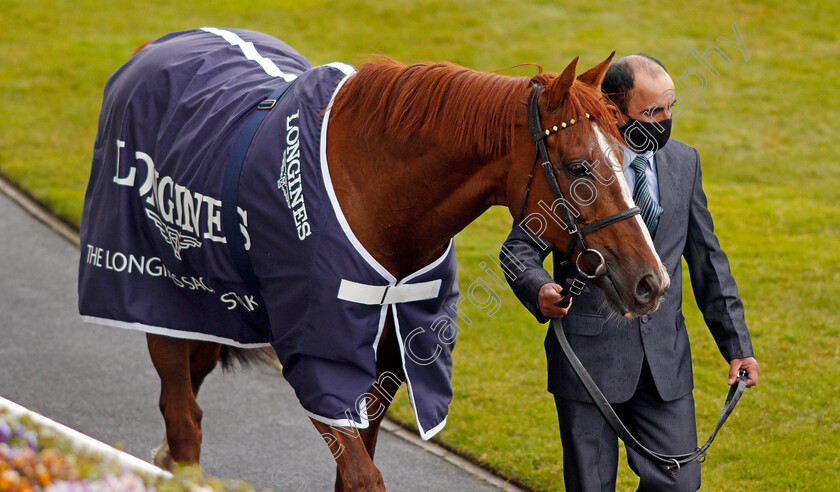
[567, 163, 588, 177]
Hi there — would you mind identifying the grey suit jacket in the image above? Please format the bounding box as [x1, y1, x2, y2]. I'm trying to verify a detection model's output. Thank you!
[500, 139, 754, 403]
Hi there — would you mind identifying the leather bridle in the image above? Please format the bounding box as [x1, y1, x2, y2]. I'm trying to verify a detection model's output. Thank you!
[519, 83, 748, 473]
[519, 83, 640, 288]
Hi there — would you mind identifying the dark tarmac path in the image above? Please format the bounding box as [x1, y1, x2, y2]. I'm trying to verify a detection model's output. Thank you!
[0, 186, 517, 491]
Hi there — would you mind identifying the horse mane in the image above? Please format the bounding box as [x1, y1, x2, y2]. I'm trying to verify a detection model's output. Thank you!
[331, 57, 619, 158]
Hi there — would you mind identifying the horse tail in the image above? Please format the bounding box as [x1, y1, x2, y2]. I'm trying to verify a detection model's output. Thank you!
[218, 346, 279, 372]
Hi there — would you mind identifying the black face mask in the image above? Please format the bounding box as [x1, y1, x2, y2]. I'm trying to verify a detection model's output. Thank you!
[617, 115, 672, 155]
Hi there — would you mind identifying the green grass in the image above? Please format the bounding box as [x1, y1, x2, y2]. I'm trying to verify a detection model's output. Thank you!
[2, 0, 839, 490]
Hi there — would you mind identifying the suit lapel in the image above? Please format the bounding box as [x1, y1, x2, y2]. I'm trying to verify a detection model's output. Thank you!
[652, 144, 680, 248]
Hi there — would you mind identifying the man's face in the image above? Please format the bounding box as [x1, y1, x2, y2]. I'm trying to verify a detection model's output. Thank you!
[612, 71, 676, 125]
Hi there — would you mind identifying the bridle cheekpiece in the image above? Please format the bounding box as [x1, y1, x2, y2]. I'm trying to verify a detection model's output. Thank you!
[520, 83, 641, 295]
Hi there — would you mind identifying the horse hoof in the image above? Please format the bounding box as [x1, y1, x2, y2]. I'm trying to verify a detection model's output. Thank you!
[152, 436, 174, 470]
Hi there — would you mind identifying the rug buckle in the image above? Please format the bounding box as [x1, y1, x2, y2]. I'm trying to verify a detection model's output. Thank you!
[258, 99, 277, 110]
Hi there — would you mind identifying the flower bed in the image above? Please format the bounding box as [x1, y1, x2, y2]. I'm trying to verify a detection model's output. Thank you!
[0, 403, 257, 492]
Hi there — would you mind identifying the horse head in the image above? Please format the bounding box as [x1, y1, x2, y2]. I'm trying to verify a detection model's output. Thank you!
[508, 54, 669, 317]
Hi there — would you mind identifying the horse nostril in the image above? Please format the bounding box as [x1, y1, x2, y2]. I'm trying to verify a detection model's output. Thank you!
[634, 274, 658, 305]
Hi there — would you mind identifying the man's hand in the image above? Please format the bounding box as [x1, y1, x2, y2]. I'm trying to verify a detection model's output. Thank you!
[728, 356, 759, 387]
[538, 283, 572, 318]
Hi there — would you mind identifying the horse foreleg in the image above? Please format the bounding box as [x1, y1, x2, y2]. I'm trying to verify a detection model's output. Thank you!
[312, 318, 406, 491]
[359, 320, 406, 462]
[316, 379, 400, 492]
[147, 334, 217, 468]
[312, 418, 386, 492]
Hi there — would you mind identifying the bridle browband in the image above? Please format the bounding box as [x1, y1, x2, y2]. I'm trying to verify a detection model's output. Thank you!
[519, 83, 640, 284]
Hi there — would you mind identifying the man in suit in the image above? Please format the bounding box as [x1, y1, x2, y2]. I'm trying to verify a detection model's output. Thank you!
[500, 54, 759, 491]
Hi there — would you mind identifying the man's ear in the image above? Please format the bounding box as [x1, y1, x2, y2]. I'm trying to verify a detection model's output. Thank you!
[606, 103, 623, 126]
[577, 51, 615, 88]
[546, 57, 578, 109]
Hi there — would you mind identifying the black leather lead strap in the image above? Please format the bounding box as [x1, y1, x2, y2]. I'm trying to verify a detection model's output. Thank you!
[221, 81, 295, 309]
[524, 82, 740, 473]
[551, 317, 748, 472]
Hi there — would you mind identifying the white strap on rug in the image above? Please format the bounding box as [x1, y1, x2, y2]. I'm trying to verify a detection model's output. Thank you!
[337, 279, 441, 305]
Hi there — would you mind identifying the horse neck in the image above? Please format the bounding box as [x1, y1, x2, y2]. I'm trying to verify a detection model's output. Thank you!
[326, 116, 514, 278]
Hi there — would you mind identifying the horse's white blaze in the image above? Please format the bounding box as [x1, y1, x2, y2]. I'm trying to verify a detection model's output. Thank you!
[593, 127, 665, 275]
[201, 27, 298, 81]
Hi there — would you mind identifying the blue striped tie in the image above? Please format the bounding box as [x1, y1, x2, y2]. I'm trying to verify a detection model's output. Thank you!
[630, 155, 663, 235]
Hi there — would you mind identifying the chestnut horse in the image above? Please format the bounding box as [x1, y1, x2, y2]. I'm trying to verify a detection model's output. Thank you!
[137, 49, 669, 489]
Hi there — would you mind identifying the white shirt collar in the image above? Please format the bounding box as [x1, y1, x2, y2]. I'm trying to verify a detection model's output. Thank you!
[622, 145, 654, 169]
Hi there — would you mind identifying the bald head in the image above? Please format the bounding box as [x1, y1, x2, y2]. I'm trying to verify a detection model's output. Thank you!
[602, 54, 669, 112]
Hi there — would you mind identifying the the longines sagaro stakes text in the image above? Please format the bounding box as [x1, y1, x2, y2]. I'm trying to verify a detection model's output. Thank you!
[82, 245, 259, 312]
[305, 21, 751, 475]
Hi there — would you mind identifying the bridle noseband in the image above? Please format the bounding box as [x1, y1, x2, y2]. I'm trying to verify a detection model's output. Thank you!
[519, 83, 640, 287]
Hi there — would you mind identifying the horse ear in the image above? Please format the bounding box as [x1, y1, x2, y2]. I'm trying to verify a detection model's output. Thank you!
[576, 51, 616, 88]
[547, 56, 578, 109]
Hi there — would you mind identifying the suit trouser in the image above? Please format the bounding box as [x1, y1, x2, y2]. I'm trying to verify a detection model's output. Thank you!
[553, 360, 701, 492]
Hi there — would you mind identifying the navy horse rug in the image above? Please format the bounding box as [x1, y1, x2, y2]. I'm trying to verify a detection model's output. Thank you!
[78, 28, 459, 439]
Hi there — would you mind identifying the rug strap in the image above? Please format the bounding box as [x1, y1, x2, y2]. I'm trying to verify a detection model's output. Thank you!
[337, 279, 442, 305]
[221, 82, 295, 312]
